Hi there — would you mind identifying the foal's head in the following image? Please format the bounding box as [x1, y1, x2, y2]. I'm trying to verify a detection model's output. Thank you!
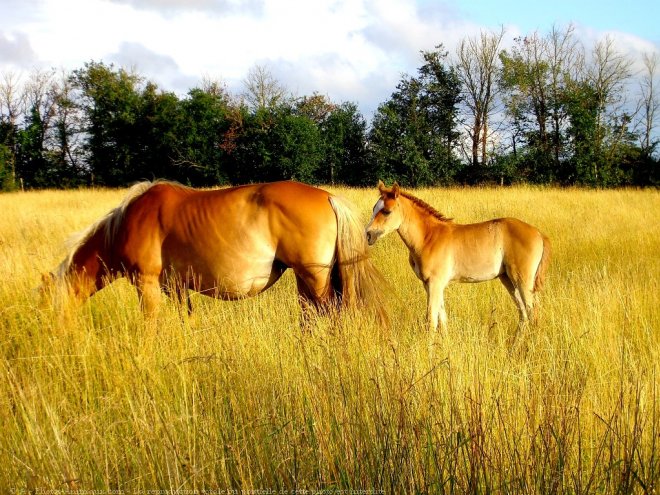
[366, 180, 403, 246]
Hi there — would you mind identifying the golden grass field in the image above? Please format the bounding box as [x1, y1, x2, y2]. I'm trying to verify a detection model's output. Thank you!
[0, 184, 658, 493]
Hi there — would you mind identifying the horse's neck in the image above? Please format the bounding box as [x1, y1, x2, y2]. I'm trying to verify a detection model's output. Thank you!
[397, 197, 435, 254]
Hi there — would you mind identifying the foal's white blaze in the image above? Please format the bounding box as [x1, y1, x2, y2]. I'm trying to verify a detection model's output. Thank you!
[366, 199, 386, 245]
[370, 199, 384, 221]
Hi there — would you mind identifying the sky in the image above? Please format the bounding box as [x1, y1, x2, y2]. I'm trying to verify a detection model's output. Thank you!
[0, 0, 659, 118]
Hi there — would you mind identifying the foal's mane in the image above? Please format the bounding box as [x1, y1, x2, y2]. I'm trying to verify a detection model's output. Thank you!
[56, 180, 177, 276]
[399, 190, 452, 222]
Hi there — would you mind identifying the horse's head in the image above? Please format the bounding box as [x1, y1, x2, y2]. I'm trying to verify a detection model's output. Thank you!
[366, 180, 403, 246]
[37, 268, 74, 312]
[39, 226, 111, 312]
[38, 263, 98, 312]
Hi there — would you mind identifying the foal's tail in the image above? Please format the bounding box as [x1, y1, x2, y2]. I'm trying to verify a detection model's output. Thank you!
[533, 233, 552, 293]
[329, 196, 389, 326]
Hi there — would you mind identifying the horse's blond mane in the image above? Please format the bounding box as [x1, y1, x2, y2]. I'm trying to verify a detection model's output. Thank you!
[399, 190, 452, 222]
[56, 180, 177, 277]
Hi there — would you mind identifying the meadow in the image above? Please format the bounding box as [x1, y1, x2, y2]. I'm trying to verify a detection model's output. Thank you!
[0, 184, 658, 494]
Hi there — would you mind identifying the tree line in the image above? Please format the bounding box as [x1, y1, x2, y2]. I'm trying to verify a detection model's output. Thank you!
[1, 25, 658, 190]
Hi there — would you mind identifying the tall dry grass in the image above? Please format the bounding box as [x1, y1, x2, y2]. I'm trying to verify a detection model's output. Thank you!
[0, 185, 658, 493]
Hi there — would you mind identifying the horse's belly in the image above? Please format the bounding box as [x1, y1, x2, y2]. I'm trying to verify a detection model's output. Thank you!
[165, 249, 279, 298]
[206, 257, 280, 298]
[219, 263, 279, 297]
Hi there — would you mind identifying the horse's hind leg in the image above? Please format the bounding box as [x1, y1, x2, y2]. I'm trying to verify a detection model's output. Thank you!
[294, 268, 334, 328]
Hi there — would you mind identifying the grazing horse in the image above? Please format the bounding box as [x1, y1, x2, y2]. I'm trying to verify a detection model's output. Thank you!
[43, 180, 387, 324]
[365, 181, 550, 332]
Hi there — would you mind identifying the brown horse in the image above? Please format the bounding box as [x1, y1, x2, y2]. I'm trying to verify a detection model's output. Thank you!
[365, 181, 550, 332]
[43, 180, 387, 324]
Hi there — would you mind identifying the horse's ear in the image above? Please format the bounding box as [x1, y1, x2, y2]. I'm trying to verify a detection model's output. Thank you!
[377, 180, 386, 193]
[392, 182, 400, 198]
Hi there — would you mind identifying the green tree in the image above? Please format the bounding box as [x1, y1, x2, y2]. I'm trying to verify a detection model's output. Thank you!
[563, 81, 599, 184]
[271, 110, 322, 182]
[71, 62, 145, 186]
[418, 48, 463, 177]
[134, 83, 185, 182]
[16, 106, 51, 187]
[0, 142, 13, 190]
[49, 73, 87, 186]
[587, 36, 634, 185]
[322, 102, 369, 185]
[175, 85, 236, 185]
[499, 34, 555, 182]
[230, 105, 322, 184]
[369, 48, 462, 186]
[0, 73, 22, 190]
[296, 95, 370, 185]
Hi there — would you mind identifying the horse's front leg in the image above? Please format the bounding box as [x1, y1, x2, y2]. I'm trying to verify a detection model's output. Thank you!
[135, 272, 162, 320]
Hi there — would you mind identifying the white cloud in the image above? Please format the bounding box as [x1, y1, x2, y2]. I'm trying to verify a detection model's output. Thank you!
[1, 0, 658, 119]
[0, 31, 37, 67]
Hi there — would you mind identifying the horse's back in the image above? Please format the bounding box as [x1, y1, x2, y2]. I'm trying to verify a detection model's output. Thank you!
[257, 181, 334, 219]
[255, 181, 338, 267]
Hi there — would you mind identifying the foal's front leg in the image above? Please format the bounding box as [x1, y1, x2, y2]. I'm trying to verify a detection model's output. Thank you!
[424, 278, 447, 332]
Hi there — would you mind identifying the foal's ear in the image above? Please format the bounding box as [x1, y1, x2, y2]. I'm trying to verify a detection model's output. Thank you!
[391, 182, 400, 198]
[377, 180, 386, 193]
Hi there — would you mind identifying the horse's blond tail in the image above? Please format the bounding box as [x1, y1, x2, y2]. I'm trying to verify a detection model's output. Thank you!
[533, 233, 551, 293]
[329, 196, 389, 326]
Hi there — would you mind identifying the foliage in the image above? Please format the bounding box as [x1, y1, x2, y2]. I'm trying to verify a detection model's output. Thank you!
[0, 27, 659, 190]
[369, 47, 463, 187]
[227, 106, 322, 183]
[0, 143, 15, 190]
[174, 87, 233, 185]
[311, 99, 370, 185]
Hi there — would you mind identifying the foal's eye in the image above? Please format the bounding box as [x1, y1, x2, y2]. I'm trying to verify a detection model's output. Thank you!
[381, 210, 391, 216]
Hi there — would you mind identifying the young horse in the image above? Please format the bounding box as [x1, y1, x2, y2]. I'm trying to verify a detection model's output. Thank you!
[43, 180, 387, 324]
[365, 181, 550, 332]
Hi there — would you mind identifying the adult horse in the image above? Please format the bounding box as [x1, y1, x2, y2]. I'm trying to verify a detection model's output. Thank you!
[365, 181, 550, 332]
[43, 180, 387, 324]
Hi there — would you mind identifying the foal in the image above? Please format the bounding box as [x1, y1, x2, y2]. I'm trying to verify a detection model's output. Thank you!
[366, 181, 551, 332]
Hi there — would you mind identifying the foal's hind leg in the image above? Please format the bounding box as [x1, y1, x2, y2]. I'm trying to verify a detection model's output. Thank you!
[499, 273, 532, 327]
